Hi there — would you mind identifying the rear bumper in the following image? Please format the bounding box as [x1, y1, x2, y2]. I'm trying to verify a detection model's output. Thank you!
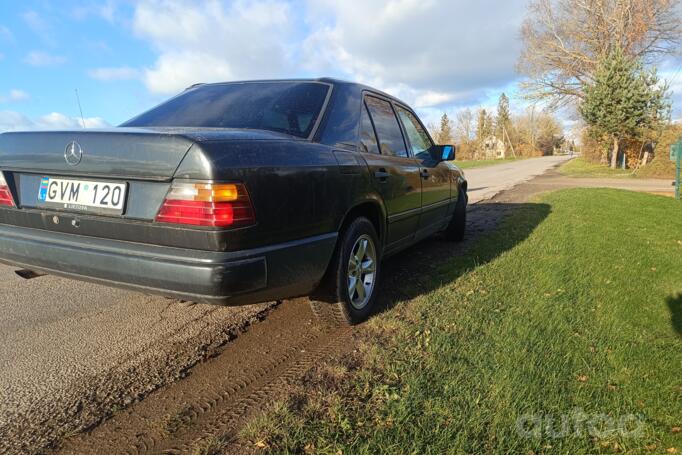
[0, 224, 337, 305]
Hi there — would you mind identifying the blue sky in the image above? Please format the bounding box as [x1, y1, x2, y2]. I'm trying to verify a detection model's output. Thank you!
[0, 0, 680, 134]
[0, 1, 159, 127]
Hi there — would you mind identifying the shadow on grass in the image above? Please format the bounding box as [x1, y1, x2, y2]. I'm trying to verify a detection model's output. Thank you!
[373, 202, 552, 315]
[666, 294, 682, 337]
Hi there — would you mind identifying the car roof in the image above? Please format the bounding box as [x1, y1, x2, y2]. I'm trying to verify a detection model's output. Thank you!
[188, 78, 409, 108]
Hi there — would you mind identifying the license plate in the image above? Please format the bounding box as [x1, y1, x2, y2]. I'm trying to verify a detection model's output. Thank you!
[37, 177, 127, 215]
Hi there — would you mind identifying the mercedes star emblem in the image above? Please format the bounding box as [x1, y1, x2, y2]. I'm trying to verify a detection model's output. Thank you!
[64, 141, 83, 166]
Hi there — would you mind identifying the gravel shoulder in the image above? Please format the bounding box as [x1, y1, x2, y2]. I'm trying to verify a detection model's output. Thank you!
[0, 276, 275, 454]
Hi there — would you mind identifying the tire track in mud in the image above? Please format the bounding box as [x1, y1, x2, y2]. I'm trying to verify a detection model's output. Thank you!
[57, 300, 353, 455]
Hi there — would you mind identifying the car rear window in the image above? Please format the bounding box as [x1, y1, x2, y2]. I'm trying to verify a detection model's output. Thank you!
[122, 82, 330, 138]
[364, 96, 408, 158]
[359, 104, 380, 154]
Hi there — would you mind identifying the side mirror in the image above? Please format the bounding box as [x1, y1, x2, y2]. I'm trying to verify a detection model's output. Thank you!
[430, 145, 455, 162]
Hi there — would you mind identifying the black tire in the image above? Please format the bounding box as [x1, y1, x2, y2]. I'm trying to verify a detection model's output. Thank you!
[444, 189, 467, 242]
[309, 217, 381, 327]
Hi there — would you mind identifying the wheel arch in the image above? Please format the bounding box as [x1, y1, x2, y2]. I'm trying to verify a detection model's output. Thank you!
[337, 197, 387, 249]
[312, 197, 386, 304]
[457, 176, 468, 201]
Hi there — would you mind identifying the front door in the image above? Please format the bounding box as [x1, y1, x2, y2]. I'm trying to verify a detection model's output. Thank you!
[361, 96, 422, 253]
[395, 105, 452, 238]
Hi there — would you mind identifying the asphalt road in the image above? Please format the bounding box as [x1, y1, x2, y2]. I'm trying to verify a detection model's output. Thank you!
[0, 155, 572, 453]
[466, 155, 572, 203]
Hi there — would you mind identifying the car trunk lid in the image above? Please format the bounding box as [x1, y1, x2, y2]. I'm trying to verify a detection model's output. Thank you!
[0, 127, 196, 181]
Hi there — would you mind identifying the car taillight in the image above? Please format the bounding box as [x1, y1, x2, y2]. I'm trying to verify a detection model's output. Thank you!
[155, 182, 255, 228]
[0, 172, 15, 207]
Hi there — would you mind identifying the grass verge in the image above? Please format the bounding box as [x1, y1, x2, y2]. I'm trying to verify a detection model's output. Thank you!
[240, 188, 682, 454]
[455, 157, 524, 170]
[560, 157, 676, 180]
[636, 159, 678, 180]
[559, 158, 634, 178]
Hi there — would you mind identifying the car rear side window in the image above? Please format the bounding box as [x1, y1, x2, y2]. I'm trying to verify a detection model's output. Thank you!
[365, 96, 408, 158]
[122, 82, 330, 138]
[396, 106, 433, 158]
[359, 103, 380, 154]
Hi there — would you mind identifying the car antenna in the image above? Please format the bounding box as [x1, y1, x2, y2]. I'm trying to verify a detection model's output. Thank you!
[75, 89, 86, 128]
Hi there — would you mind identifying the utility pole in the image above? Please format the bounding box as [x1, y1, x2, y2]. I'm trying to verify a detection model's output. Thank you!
[530, 105, 536, 152]
[502, 125, 517, 159]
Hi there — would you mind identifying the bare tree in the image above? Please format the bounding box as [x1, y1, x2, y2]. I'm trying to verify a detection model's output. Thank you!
[518, 0, 681, 106]
[513, 107, 564, 155]
[455, 108, 474, 145]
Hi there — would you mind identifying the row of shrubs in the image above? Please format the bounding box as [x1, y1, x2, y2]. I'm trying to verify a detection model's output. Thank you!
[580, 123, 680, 178]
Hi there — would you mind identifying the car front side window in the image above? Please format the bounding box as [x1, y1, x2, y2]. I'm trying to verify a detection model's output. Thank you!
[396, 106, 433, 158]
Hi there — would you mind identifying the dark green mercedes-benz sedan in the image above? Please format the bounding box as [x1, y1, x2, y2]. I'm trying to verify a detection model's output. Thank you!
[0, 78, 467, 326]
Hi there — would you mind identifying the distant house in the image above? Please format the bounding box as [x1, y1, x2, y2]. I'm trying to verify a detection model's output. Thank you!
[478, 135, 506, 160]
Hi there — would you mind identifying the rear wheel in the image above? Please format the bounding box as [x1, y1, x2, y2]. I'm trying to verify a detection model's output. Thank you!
[309, 217, 381, 327]
[444, 188, 467, 242]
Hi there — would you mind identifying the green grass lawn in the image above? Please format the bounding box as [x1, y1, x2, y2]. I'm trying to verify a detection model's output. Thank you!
[242, 189, 682, 454]
[559, 157, 635, 178]
[560, 157, 676, 179]
[455, 157, 524, 169]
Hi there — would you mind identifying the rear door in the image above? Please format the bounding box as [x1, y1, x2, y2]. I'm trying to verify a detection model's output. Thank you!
[395, 105, 452, 237]
[360, 95, 422, 252]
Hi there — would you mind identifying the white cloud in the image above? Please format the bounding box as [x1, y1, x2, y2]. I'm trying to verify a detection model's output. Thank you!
[23, 51, 66, 67]
[38, 112, 110, 129]
[0, 111, 31, 132]
[9, 90, 29, 101]
[302, 0, 526, 108]
[132, 0, 296, 94]
[0, 111, 110, 132]
[88, 66, 140, 81]
[141, 52, 234, 93]
[0, 90, 30, 103]
[71, 1, 119, 22]
[126, 0, 526, 108]
[0, 25, 13, 42]
[22, 11, 54, 45]
[667, 73, 681, 89]
[660, 66, 682, 119]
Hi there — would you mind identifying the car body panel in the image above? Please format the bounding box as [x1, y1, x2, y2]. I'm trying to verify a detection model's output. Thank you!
[360, 152, 422, 252]
[415, 156, 454, 240]
[0, 222, 337, 305]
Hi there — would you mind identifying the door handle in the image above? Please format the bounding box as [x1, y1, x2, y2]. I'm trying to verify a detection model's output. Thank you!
[420, 169, 430, 180]
[374, 169, 390, 182]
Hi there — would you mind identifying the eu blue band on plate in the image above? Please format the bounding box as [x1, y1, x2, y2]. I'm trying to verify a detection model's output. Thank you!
[39, 177, 49, 201]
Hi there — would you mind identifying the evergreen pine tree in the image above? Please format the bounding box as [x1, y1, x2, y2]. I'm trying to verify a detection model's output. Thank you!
[496, 93, 511, 140]
[436, 113, 453, 144]
[580, 48, 670, 168]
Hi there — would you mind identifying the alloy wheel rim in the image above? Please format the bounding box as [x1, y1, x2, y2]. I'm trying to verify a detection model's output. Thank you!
[347, 234, 377, 310]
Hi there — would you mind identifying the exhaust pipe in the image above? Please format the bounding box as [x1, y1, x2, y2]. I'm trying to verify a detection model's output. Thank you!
[15, 269, 46, 280]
